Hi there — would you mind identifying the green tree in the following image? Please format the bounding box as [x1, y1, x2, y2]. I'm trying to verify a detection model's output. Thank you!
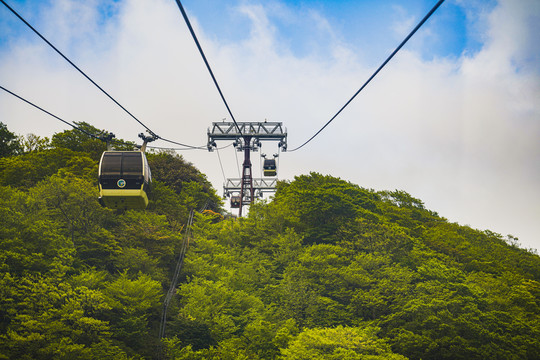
[0, 122, 22, 157]
[0, 148, 95, 188]
[0, 274, 127, 360]
[273, 173, 379, 243]
[113, 210, 180, 268]
[31, 174, 108, 243]
[177, 277, 265, 342]
[50, 122, 106, 160]
[281, 325, 408, 360]
[0, 185, 74, 276]
[103, 272, 162, 355]
[20, 133, 50, 153]
[148, 151, 222, 212]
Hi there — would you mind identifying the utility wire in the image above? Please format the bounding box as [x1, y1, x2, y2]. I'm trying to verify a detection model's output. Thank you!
[234, 145, 241, 177]
[259, 153, 263, 179]
[147, 144, 206, 151]
[0, 85, 203, 150]
[173, 0, 243, 136]
[0, 0, 204, 150]
[158, 136, 207, 150]
[288, 0, 446, 152]
[0, 0, 151, 135]
[1, 85, 100, 140]
[158, 209, 194, 356]
[149, 143, 232, 151]
[277, 146, 281, 180]
[159, 199, 217, 350]
[215, 146, 227, 183]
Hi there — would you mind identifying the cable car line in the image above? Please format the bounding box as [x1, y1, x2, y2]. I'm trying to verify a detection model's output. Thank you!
[288, 0, 446, 152]
[147, 142, 233, 151]
[0, 0, 204, 150]
[0, 84, 206, 151]
[0, 85, 101, 140]
[234, 145, 241, 177]
[259, 154, 263, 179]
[148, 144, 210, 151]
[146, 144, 206, 151]
[215, 146, 227, 183]
[277, 146, 281, 178]
[157, 136, 207, 150]
[159, 208, 195, 344]
[0, 0, 151, 136]
[173, 0, 243, 137]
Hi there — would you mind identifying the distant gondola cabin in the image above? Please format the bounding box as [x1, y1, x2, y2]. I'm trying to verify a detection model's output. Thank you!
[230, 195, 241, 208]
[263, 159, 277, 177]
[98, 151, 151, 209]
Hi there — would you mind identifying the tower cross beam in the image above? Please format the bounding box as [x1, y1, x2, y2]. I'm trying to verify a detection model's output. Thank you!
[208, 121, 287, 150]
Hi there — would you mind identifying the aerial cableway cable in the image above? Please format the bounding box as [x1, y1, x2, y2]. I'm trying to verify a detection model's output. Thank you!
[158, 202, 213, 358]
[288, 0, 446, 152]
[159, 208, 194, 341]
[215, 146, 228, 183]
[0, 0, 204, 150]
[173, 0, 243, 137]
[234, 145, 241, 177]
[0, 85, 102, 141]
[0, 85, 206, 150]
[158, 198, 213, 349]
[150, 142, 232, 151]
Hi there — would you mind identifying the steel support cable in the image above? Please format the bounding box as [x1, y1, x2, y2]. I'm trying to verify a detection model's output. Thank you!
[288, 0, 446, 152]
[259, 153, 263, 179]
[157, 136, 207, 149]
[0, 85, 201, 150]
[234, 145, 241, 177]
[0, 0, 204, 150]
[1, 85, 100, 140]
[215, 146, 227, 183]
[217, 142, 234, 151]
[147, 145, 205, 151]
[172, 0, 243, 136]
[149, 142, 232, 151]
[159, 209, 195, 341]
[198, 200, 211, 212]
[277, 146, 281, 180]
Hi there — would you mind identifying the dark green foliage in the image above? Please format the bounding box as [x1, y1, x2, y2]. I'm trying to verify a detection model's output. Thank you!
[0, 122, 22, 157]
[167, 173, 539, 360]
[0, 125, 225, 359]
[272, 173, 380, 243]
[50, 122, 109, 161]
[1, 124, 539, 359]
[20, 133, 50, 153]
[281, 325, 408, 360]
[147, 152, 222, 213]
[0, 148, 97, 188]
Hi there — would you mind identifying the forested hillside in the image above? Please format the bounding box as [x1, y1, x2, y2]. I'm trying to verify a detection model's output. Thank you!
[1, 122, 539, 360]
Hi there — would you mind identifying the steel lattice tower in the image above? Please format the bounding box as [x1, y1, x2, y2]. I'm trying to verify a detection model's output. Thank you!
[207, 121, 287, 216]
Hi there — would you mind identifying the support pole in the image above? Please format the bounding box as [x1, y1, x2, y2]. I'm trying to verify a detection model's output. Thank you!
[239, 136, 253, 217]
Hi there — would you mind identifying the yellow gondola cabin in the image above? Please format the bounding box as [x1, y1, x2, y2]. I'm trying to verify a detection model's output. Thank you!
[98, 151, 151, 209]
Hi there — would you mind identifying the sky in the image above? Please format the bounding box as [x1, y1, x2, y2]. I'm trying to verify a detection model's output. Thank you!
[1, 0, 539, 251]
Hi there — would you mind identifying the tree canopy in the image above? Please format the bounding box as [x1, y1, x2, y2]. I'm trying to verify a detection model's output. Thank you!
[0, 122, 538, 359]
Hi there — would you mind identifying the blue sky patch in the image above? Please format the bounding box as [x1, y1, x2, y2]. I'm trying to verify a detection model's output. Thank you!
[181, 0, 496, 64]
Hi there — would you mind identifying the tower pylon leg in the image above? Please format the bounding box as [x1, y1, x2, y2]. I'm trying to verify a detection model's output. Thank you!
[239, 136, 253, 217]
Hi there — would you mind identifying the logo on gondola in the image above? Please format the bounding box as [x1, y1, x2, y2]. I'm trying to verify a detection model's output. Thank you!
[117, 179, 126, 188]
